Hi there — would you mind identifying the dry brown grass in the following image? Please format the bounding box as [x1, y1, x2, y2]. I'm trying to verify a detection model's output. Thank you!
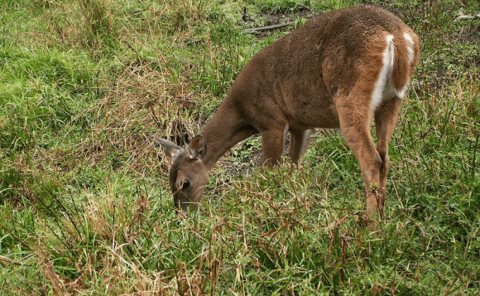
[73, 58, 204, 176]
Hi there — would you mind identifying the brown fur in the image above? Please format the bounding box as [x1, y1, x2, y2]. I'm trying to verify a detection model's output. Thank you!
[158, 6, 420, 220]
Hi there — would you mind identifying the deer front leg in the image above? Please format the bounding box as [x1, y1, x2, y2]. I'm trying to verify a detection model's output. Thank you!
[289, 129, 311, 164]
[336, 97, 383, 220]
[260, 126, 288, 166]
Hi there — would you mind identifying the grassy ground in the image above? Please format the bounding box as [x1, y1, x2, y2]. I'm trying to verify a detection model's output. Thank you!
[0, 0, 479, 294]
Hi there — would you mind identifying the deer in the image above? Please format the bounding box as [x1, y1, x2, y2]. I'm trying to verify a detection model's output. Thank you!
[157, 5, 419, 220]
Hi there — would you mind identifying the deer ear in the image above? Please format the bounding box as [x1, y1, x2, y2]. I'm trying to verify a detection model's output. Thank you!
[155, 138, 182, 159]
[188, 135, 206, 160]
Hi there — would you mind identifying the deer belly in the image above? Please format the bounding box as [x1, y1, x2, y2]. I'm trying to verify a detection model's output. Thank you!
[287, 97, 340, 129]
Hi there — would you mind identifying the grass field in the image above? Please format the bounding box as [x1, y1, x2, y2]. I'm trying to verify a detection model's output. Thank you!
[0, 0, 479, 294]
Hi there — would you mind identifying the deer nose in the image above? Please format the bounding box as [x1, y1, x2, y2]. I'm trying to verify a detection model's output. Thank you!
[173, 194, 189, 212]
[181, 179, 191, 190]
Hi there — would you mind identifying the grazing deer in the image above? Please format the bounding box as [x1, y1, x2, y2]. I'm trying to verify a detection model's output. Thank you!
[158, 6, 419, 220]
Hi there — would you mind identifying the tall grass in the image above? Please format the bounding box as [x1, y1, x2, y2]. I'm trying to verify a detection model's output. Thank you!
[78, 0, 116, 48]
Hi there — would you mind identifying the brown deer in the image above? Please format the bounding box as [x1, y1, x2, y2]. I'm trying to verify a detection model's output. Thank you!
[157, 6, 419, 220]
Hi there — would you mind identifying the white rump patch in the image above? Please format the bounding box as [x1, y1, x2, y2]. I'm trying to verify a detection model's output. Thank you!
[371, 35, 395, 110]
[403, 32, 415, 64]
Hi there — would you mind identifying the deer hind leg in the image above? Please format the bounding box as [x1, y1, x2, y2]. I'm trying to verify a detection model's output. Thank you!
[374, 98, 402, 194]
[289, 129, 311, 164]
[260, 125, 289, 166]
[336, 96, 383, 219]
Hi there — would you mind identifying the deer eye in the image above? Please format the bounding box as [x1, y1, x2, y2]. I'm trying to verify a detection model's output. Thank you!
[182, 179, 191, 190]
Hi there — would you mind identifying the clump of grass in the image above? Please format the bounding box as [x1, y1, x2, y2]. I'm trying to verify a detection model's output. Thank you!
[73, 58, 203, 177]
[78, 0, 116, 49]
[162, 0, 209, 33]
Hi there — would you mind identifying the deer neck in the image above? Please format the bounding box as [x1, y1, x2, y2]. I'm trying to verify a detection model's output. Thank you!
[200, 99, 252, 170]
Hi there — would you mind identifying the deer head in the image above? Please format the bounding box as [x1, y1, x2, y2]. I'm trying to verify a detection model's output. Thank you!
[156, 135, 209, 212]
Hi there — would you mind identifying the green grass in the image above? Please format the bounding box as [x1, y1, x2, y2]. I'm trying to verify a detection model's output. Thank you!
[1, 0, 479, 294]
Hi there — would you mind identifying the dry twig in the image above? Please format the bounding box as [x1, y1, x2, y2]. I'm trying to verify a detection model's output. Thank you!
[243, 22, 295, 34]
[455, 9, 480, 21]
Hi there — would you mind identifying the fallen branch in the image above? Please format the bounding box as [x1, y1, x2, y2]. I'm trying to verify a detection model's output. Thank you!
[455, 10, 480, 21]
[243, 22, 295, 34]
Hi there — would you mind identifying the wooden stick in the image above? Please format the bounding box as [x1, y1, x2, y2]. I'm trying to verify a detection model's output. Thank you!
[243, 22, 295, 34]
[455, 12, 480, 21]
